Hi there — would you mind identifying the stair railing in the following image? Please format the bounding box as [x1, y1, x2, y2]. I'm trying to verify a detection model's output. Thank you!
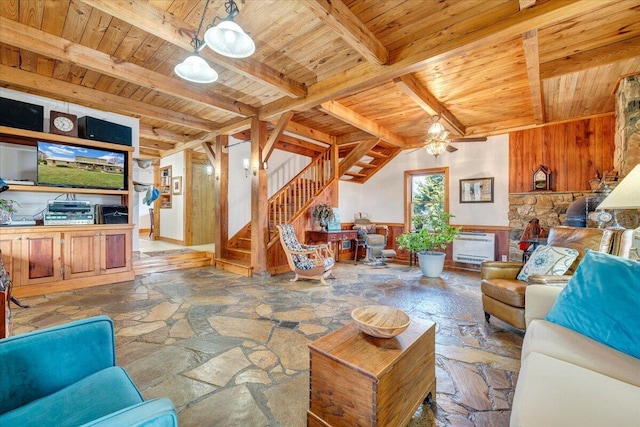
[267, 149, 333, 240]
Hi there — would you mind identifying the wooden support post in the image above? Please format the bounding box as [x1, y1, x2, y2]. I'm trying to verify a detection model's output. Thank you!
[214, 135, 229, 259]
[251, 118, 269, 275]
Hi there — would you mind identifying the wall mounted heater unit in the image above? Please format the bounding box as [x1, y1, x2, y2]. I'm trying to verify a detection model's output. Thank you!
[453, 232, 495, 265]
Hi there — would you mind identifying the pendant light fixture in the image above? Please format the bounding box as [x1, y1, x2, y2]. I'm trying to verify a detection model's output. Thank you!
[424, 115, 450, 158]
[175, 0, 254, 83]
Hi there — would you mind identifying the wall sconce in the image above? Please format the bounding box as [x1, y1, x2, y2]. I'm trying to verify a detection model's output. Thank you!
[206, 165, 213, 176]
[243, 158, 250, 177]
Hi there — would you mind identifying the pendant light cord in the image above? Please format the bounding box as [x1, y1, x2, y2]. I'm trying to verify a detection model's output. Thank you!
[191, 0, 213, 51]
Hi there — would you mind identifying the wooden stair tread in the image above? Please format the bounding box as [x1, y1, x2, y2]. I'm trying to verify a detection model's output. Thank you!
[215, 257, 253, 277]
[134, 251, 214, 275]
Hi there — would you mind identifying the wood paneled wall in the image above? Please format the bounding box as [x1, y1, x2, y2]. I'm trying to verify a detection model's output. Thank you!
[509, 115, 615, 193]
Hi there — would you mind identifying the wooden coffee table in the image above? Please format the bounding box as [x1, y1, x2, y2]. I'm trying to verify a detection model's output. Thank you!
[308, 318, 436, 426]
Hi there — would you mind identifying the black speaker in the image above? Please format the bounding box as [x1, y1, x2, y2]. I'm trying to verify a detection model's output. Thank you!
[78, 116, 132, 146]
[0, 97, 44, 132]
[101, 205, 128, 224]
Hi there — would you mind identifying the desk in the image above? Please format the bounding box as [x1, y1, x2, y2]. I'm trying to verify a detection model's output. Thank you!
[307, 230, 358, 263]
[308, 319, 436, 426]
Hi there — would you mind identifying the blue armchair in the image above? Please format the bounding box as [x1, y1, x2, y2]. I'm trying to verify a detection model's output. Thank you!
[0, 315, 178, 427]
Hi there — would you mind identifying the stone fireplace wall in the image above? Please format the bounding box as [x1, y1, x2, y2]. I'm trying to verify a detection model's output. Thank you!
[615, 74, 640, 176]
[508, 191, 594, 260]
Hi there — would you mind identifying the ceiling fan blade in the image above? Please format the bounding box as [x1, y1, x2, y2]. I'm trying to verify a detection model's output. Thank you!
[404, 146, 423, 155]
[446, 145, 458, 153]
[449, 137, 487, 143]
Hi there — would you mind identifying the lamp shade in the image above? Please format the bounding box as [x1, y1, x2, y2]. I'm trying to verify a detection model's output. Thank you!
[596, 164, 640, 210]
[174, 55, 218, 83]
[204, 20, 255, 58]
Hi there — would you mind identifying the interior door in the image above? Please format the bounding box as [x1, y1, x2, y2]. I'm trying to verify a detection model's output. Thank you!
[188, 157, 215, 246]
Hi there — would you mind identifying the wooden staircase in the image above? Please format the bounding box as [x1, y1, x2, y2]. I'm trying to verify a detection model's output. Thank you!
[215, 149, 334, 276]
[134, 251, 214, 276]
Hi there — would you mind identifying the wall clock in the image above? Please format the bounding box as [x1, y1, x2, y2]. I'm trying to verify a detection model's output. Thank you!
[532, 165, 551, 191]
[50, 111, 78, 137]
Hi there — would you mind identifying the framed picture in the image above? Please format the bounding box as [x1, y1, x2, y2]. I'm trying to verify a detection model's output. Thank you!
[460, 177, 494, 203]
[172, 176, 182, 195]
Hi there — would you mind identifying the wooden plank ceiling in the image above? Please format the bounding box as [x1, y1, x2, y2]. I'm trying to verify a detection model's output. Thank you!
[1, 0, 639, 183]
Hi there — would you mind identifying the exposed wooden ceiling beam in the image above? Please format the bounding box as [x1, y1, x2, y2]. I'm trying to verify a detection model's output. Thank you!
[278, 134, 326, 154]
[139, 125, 196, 144]
[259, 0, 594, 120]
[139, 147, 162, 158]
[320, 101, 407, 148]
[220, 118, 253, 136]
[540, 36, 640, 80]
[393, 74, 465, 136]
[282, 121, 333, 145]
[0, 17, 256, 118]
[81, 0, 307, 98]
[336, 131, 377, 145]
[274, 139, 320, 158]
[339, 139, 380, 177]
[139, 138, 177, 152]
[263, 112, 293, 163]
[0, 65, 218, 131]
[522, 29, 545, 124]
[301, 0, 388, 65]
[162, 132, 220, 157]
[201, 141, 216, 167]
[519, 0, 537, 10]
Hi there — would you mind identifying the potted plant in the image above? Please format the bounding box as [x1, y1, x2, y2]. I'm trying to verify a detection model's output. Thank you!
[0, 199, 19, 225]
[311, 203, 334, 231]
[396, 209, 461, 277]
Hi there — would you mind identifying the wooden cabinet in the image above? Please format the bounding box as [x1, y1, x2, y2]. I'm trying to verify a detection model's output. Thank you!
[101, 228, 132, 273]
[21, 231, 63, 286]
[64, 230, 101, 279]
[308, 319, 436, 427]
[0, 125, 135, 297]
[0, 225, 134, 298]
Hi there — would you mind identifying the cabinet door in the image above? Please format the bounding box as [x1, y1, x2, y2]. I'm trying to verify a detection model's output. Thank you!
[21, 232, 62, 286]
[100, 229, 132, 273]
[0, 234, 22, 287]
[63, 231, 101, 279]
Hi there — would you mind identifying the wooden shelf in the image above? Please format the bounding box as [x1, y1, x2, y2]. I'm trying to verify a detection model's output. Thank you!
[0, 125, 134, 152]
[6, 184, 128, 195]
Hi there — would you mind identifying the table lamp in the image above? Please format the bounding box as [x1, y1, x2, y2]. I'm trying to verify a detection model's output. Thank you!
[596, 163, 640, 259]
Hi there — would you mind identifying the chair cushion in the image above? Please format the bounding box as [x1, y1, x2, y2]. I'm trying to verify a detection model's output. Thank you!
[546, 250, 640, 359]
[516, 245, 578, 281]
[481, 279, 527, 307]
[0, 367, 144, 427]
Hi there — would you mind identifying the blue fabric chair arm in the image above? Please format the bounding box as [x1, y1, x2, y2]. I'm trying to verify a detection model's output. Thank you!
[80, 398, 178, 427]
[0, 315, 116, 414]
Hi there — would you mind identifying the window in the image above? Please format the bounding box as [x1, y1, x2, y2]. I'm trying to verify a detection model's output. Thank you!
[404, 168, 449, 231]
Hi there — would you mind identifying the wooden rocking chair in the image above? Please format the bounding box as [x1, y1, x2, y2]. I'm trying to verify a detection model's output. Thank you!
[276, 224, 335, 285]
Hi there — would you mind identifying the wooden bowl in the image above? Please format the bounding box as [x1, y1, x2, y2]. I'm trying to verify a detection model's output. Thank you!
[351, 305, 411, 338]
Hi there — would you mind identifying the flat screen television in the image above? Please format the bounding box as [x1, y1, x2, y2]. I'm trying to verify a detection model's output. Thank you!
[37, 141, 127, 190]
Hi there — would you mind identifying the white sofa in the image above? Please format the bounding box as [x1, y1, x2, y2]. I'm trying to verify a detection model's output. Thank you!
[510, 284, 640, 427]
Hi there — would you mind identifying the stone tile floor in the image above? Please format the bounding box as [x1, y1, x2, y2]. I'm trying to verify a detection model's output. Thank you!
[11, 263, 523, 427]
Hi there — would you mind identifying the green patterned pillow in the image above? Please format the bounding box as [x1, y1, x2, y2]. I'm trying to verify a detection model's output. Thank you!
[517, 245, 579, 281]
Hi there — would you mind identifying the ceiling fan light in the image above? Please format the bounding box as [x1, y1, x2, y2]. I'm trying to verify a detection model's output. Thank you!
[425, 139, 448, 158]
[204, 20, 255, 58]
[174, 55, 219, 83]
[427, 121, 445, 135]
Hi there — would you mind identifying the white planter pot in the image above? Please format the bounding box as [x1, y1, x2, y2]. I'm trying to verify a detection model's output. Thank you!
[417, 251, 446, 277]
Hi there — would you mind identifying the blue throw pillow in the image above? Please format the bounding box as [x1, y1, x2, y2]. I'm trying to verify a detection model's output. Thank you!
[546, 250, 640, 359]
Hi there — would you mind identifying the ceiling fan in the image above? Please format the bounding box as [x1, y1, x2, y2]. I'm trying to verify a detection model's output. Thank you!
[406, 115, 487, 157]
